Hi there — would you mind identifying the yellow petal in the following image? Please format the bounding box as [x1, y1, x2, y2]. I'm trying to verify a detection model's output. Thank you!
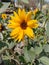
[25, 11, 32, 21]
[10, 27, 20, 36]
[33, 8, 39, 15]
[24, 27, 35, 39]
[10, 12, 21, 23]
[10, 16, 14, 19]
[8, 20, 20, 28]
[18, 8, 22, 17]
[8, 20, 16, 24]
[11, 16, 21, 23]
[19, 9, 26, 20]
[8, 23, 19, 29]
[15, 29, 24, 42]
[27, 20, 39, 28]
[13, 11, 19, 17]
[11, 34, 18, 39]
[14, 12, 20, 21]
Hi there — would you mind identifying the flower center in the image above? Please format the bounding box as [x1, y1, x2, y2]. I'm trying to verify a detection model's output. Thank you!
[20, 21, 27, 29]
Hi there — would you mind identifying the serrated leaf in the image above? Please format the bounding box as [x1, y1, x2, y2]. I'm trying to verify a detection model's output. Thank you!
[8, 42, 15, 49]
[0, 46, 7, 54]
[39, 56, 49, 65]
[23, 47, 31, 62]
[23, 47, 36, 62]
[34, 44, 43, 55]
[3, 56, 11, 60]
[28, 47, 36, 62]
[44, 44, 49, 52]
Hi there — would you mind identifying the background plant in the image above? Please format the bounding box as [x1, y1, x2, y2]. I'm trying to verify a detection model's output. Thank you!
[0, 0, 49, 65]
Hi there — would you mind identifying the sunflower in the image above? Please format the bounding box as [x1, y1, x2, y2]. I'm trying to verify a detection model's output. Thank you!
[2, 14, 7, 20]
[8, 9, 39, 42]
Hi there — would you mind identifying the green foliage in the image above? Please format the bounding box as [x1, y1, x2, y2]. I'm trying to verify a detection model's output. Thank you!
[23, 47, 36, 62]
[46, 22, 49, 37]
[4, 60, 16, 65]
[39, 57, 49, 65]
[0, 2, 10, 13]
[0, 2, 3, 8]
[34, 44, 43, 55]
[21, 0, 29, 4]
[0, 3, 49, 65]
[44, 44, 49, 53]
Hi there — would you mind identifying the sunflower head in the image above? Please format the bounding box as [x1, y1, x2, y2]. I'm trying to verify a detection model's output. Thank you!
[2, 14, 7, 20]
[8, 8, 39, 42]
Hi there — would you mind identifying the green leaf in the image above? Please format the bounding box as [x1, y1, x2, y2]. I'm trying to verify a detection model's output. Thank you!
[3, 56, 11, 60]
[44, 44, 49, 52]
[0, 2, 3, 8]
[0, 41, 7, 49]
[39, 63, 43, 65]
[46, 22, 49, 37]
[0, 2, 10, 13]
[4, 60, 15, 65]
[23, 47, 36, 62]
[21, 0, 29, 4]
[23, 47, 31, 62]
[34, 44, 43, 55]
[8, 42, 15, 49]
[28, 47, 36, 62]
[39, 56, 49, 65]
[0, 46, 7, 54]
